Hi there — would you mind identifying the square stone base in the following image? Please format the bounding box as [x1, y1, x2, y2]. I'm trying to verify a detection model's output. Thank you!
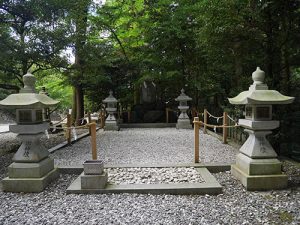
[8, 157, 54, 178]
[81, 172, 108, 189]
[176, 119, 192, 129]
[104, 123, 120, 131]
[236, 153, 282, 175]
[231, 165, 287, 191]
[2, 168, 59, 193]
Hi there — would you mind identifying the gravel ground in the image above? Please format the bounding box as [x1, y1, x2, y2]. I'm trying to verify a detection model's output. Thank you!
[106, 167, 204, 184]
[0, 129, 88, 156]
[0, 171, 299, 225]
[52, 128, 238, 166]
[0, 128, 299, 224]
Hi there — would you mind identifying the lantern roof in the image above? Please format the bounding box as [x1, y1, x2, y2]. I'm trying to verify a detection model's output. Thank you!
[175, 89, 192, 102]
[228, 67, 294, 105]
[103, 91, 118, 103]
[0, 73, 59, 109]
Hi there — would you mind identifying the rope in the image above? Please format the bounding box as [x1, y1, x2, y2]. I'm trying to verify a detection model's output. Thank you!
[49, 122, 94, 130]
[51, 116, 67, 126]
[192, 109, 204, 117]
[193, 120, 240, 128]
[206, 110, 224, 119]
[227, 114, 237, 123]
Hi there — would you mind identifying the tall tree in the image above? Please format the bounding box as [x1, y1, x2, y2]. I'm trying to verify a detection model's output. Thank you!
[0, 0, 70, 91]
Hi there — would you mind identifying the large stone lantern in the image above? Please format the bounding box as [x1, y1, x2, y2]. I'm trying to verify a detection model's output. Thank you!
[175, 89, 192, 129]
[103, 91, 119, 131]
[228, 67, 294, 190]
[0, 73, 60, 192]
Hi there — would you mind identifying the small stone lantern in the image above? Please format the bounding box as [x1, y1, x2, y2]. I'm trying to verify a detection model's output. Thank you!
[175, 89, 192, 129]
[0, 73, 60, 192]
[103, 91, 119, 131]
[228, 67, 294, 191]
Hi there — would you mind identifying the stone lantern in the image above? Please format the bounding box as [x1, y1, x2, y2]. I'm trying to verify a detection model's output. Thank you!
[228, 67, 294, 190]
[103, 91, 119, 131]
[0, 73, 60, 192]
[175, 89, 192, 129]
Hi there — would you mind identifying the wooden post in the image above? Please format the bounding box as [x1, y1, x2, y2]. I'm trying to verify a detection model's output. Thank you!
[88, 112, 91, 135]
[67, 114, 71, 145]
[166, 108, 169, 123]
[194, 117, 200, 163]
[90, 122, 97, 160]
[203, 109, 207, 134]
[223, 111, 228, 144]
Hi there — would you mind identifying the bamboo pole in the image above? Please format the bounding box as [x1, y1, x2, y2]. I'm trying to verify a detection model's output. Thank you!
[203, 109, 207, 134]
[90, 122, 97, 160]
[194, 117, 200, 163]
[67, 114, 71, 145]
[166, 108, 169, 123]
[223, 111, 228, 144]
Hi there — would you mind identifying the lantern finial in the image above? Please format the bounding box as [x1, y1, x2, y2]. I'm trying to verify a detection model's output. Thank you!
[252, 67, 265, 84]
[20, 72, 36, 93]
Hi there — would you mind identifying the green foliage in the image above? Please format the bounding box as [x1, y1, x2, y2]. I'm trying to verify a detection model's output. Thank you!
[0, 0, 71, 82]
[35, 70, 72, 111]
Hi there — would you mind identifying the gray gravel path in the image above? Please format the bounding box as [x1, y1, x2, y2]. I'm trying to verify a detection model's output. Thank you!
[52, 128, 238, 166]
[0, 128, 299, 224]
[0, 170, 299, 225]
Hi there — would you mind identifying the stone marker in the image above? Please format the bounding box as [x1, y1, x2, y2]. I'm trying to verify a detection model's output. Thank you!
[228, 67, 294, 191]
[175, 89, 192, 129]
[0, 73, 60, 192]
[103, 91, 120, 131]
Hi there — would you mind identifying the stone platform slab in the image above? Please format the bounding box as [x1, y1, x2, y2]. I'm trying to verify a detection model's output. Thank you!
[66, 168, 222, 195]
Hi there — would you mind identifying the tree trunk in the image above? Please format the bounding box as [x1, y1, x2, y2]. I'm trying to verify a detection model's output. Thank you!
[71, 86, 77, 124]
[75, 85, 85, 125]
[71, 0, 90, 125]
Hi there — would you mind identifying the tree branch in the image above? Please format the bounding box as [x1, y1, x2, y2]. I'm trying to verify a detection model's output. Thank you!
[0, 83, 20, 91]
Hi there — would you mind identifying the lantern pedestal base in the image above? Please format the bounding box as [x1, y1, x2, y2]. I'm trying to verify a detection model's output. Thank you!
[231, 153, 287, 191]
[231, 164, 287, 191]
[8, 157, 54, 178]
[104, 120, 120, 131]
[176, 119, 192, 129]
[2, 168, 59, 193]
[2, 157, 59, 193]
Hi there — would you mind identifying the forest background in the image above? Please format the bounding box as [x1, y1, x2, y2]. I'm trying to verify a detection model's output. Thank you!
[0, 0, 299, 157]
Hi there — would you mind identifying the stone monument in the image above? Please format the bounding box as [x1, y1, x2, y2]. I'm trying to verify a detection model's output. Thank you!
[175, 89, 192, 129]
[228, 67, 294, 190]
[0, 73, 60, 192]
[103, 91, 119, 131]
